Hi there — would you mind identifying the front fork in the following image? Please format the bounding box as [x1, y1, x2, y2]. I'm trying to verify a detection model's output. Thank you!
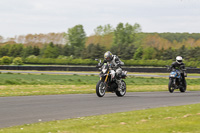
[173, 79, 176, 85]
[100, 71, 109, 83]
[99, 71, 109, 91]
[172, 78, 179, 89]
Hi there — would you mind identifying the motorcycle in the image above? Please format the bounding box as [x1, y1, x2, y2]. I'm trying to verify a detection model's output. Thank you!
[95, 59, 127, 97]
[167, 65, 187, 93]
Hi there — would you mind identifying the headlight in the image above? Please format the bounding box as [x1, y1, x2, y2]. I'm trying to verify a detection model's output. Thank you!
[170, 74, 175, 77]
[102, 68, 107, 73]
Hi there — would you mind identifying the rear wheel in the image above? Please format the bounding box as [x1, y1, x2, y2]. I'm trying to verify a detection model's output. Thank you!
[115, 80, 126, 97]
[96, 80, 106, 97]
[168, 79, 175, 93]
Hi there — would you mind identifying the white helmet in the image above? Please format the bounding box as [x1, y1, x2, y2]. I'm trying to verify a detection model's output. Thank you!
[176, 56, 183, 64]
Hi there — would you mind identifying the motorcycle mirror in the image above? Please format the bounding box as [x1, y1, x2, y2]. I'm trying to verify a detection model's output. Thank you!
[95, 59, 99, 61]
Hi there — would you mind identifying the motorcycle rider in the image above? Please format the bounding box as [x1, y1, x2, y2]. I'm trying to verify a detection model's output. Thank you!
[170, 56, 186, 85]
[100, 51, 124, 91]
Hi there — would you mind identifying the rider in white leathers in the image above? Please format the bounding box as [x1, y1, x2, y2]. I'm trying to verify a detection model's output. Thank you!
[103, 51, 124, 91]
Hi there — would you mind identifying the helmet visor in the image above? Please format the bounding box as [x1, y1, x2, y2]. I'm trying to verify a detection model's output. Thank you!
[105, 57, 111, 61]
[177, 60, 182, 63]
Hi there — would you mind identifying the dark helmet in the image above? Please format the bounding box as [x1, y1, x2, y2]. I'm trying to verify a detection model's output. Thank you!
[104, 51, 113, 62]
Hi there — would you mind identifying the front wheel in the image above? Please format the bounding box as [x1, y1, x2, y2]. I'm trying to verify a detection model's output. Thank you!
[168, 79, 175, 93]
[115, 80, 126, 97]
[179, 80, 187, 93]
[96, 80, 106, 97]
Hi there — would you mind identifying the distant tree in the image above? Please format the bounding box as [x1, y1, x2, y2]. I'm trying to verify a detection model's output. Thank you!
[133, 47, 143, 60]
[121, 44, 136, 59]
[73, 46, 83, 58]
[67, 25, 86, 48]
[43, 42, 59, 58]
[33, 46, 40, 56]
[86, 28, 114, 49]
[113, 23, 125, 46]
[111, 23, 141, 59]
[63, 44, 71, 56]
[81, 43, 105, 59]
[142, 47, 157, 60]
[16, 35, 25, 44]
[176, 45, 188, 59]
[111, 43, 135, 60]
[94, 26, 104, 36]
[91, 44, 106, 59]
[94, 24, 114, 36]
[0, 44, 10, 57]
[8, 44, 24, 57]
[161, 47, 175, 60]
[81, 43, 94, 59]
[142, 34, 172, 50]
[113, 22, 141, 46]
[23, 46, 33, 58]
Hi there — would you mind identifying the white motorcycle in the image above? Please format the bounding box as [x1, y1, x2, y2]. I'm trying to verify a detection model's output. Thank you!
[95, 59, 127, 97]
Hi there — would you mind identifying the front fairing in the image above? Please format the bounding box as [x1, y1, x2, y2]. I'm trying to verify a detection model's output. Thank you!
[169, 70, 181, 78]
[102, 64, 109, 72]
[169, 71, 177, 78]
[99, 63, 109, 77]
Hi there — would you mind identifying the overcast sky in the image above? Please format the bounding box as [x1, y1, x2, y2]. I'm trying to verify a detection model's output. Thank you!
[0, 0, 199, 38]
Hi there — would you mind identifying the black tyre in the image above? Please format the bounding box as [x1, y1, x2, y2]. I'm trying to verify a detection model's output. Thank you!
[179, 80, 187, 93]
[168, 79, 174, 93]
[115, 80, 126, 97]
[96, 80, 106, 97]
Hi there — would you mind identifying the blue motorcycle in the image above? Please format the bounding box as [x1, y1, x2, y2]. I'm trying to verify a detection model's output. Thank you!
[168, 66, 187, 93]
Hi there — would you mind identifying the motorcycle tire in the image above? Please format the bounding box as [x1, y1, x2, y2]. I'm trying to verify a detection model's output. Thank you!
[168, 79, 174, 93]
[179, 80, 187, 93]
[115, 80, 126, 97]
[96, 80, 106, 97]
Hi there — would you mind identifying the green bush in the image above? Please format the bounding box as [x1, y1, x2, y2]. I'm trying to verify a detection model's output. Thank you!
[57, 55, 68, 59]
[27, 55, 38, 59]
[1, 56, 12, 65]
[12, 57, 23, 65]
[24, 58, 97, 65]
[21, 57, 200, 68]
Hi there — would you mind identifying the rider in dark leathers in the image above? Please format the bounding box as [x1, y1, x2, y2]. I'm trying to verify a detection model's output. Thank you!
[170, 56, 186, 85]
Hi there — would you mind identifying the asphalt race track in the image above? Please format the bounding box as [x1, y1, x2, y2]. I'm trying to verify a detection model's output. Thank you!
[1, 91, 200, 128]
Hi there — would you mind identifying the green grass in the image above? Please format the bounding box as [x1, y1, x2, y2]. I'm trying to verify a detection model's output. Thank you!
[0, 85, 96, 96]
[0, 73, 99, 85]
[1, 103, 200, 133]
[1, 73, 200, 85]
[0, 85, 199, 97]
[0, 73, 200, 96]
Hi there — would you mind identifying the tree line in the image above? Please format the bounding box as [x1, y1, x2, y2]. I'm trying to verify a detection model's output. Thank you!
[1, 22, 200, 66]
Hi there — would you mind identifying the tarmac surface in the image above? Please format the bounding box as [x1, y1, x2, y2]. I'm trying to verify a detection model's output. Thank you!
[1, 91, 200, 128]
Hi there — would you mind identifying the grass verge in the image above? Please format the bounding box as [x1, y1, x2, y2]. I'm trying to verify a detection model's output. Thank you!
[0, 73, 199, 97]
[0, 85, 199, 97]
[1, 73, 200, 85]
[1, 103, 200, 133]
